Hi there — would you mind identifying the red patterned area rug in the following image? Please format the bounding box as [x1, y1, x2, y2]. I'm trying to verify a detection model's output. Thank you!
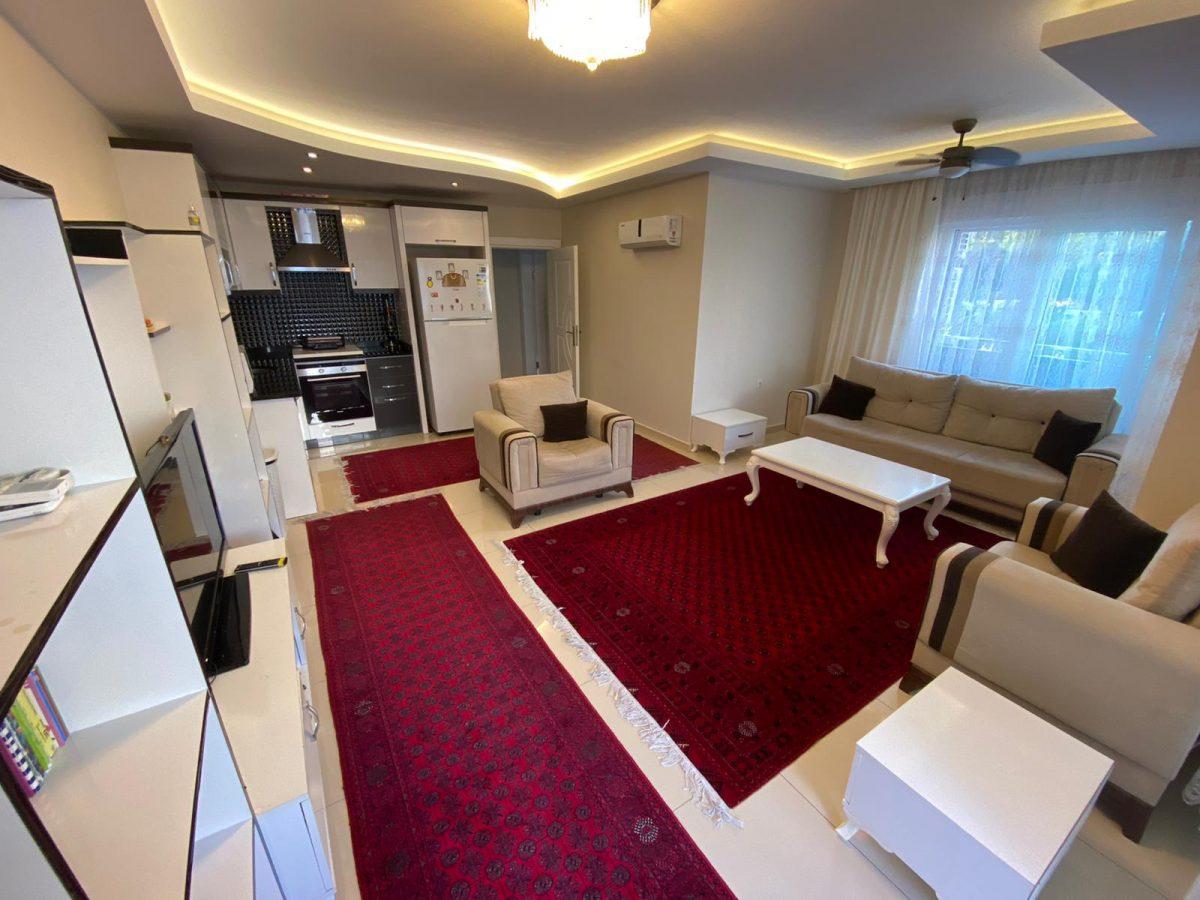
[342, 434, 696, 503]
[504, 470, 999, 817]
[307, 497, 733, 898]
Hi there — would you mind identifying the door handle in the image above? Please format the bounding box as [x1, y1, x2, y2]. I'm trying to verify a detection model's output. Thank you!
[305, 701, 320, 739]
[434, 238, 457, 243]
[269, 261, 278, 286]
[295, 609, 307, 638]
[351, 263, 358, 287]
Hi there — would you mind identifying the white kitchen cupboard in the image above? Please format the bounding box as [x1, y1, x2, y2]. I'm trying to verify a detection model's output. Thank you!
[225, 199, 280, 290]
[214, 540, 335, 900]
[341, 205, 400, 288]
[0, 166, 257, 899]
[400, 205, 487, 246]
[111, 142, 212, 234]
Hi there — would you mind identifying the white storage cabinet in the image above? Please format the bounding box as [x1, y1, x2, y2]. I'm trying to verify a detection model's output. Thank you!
[400, 205, 487, 246]
[224, 199, 280, 291]
[341, 205, 400, 288]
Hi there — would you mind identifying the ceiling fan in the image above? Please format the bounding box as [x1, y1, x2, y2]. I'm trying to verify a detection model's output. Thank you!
[895, 119, 1021, 179]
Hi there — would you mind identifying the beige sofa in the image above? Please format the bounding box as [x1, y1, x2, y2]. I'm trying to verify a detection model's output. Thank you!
[910, 497, 1200, 842]
[473, 371, 635, 526]
[786, 357, 1127, 519]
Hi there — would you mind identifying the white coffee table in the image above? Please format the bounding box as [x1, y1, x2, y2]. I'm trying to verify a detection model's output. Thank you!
[839, 669, 1112, 899]
[744, 436, 951, 567]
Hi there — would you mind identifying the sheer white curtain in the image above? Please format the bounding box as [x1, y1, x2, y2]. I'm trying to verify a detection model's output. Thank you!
[895, 149, 1200, 435]
[818, 178, 942, 382]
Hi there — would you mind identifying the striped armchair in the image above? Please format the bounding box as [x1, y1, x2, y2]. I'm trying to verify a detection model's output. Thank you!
[909, 498, 1200, 842]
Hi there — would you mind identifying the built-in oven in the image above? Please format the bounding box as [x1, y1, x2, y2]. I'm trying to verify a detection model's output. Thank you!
[295, 350, 377, 441]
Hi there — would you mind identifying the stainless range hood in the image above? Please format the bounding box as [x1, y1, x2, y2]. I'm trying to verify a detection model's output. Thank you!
[277, 207, 351, 273]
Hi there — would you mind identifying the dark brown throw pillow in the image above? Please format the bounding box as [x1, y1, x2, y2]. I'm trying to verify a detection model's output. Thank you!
[1034, 410, 1102, 475]
[819, 375, 876, 421]
[541, 400, 588, 443]
[1051, 491, 1167, 597]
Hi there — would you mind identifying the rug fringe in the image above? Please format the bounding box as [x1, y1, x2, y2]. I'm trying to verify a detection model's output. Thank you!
[498, 542, 744, 829]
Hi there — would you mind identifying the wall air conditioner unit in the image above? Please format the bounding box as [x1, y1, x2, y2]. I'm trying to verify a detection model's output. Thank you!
[618, 215, 682, 249]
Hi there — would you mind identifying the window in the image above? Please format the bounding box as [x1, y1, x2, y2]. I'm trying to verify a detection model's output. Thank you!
[900, 211, 1194, 429]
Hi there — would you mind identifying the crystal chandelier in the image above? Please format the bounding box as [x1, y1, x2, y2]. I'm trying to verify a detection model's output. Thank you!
[527, 0, 652, 72]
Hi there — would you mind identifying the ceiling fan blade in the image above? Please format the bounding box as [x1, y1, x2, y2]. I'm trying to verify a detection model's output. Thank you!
[895, 157, 943, 166]
[973, 146, 1021, 166]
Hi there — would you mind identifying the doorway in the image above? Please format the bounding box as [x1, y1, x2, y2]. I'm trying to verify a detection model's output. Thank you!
[493, 246, 580, 386]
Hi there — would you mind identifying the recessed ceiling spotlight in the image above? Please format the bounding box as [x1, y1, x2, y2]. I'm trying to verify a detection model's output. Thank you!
[302, 166, 313, 174]
[451, 181, 460, 187]
[307, 151, 318, 159]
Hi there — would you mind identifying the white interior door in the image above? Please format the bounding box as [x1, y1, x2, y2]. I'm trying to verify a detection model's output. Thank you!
[547, 246, 580, 388]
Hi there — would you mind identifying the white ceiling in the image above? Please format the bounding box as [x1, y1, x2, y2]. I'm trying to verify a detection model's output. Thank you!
[3, 0, 1197, 202]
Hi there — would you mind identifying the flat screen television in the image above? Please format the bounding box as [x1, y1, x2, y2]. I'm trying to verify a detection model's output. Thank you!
[139, 411, 250, 676]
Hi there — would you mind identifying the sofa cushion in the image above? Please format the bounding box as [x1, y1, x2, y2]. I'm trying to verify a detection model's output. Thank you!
[495, 371, 576, 437]
[541, 400, 588, 443]
[1033, 410, 1103, 475]
[1052, 491, 1167, 598]
[536, 437, 613, 487]
[846, 357, 958, 434]
[1120, 502, 1200, 621]
[819, 375, 875, 420]
[801, 413, 1066, 510]
[943, 377, 1116, 453]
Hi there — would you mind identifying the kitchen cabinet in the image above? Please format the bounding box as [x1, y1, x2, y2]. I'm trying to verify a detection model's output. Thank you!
[224, 199, 280, 291]
[399, 206, 487, 247]
[341, 205, 400, 288]
[111, 147, 211, 234]
[367, 354, 421, 431]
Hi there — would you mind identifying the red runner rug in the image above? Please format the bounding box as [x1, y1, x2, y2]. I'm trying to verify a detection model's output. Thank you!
[505, 470, 999, 813]
[342, 434, 696, 503]
[307, 497, 733, 898]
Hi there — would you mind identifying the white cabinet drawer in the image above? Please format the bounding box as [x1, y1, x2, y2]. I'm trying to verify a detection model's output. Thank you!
[690, 410, 767, 465]
[725, 419, 767, 450]
[400, 206, 486, 246]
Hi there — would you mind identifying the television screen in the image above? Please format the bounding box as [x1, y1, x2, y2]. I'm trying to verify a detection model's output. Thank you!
[140, 412, 225, 591]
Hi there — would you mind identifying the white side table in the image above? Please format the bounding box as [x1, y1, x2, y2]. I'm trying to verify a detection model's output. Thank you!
[840, 668, 1112, 899]
[690, 408, 767, 464]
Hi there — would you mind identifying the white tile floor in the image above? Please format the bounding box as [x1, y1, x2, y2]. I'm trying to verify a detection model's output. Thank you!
[288, 428, 1199, 899]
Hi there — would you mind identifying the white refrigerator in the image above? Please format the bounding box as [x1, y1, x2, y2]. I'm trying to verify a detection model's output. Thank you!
[413, 258, 502, 433]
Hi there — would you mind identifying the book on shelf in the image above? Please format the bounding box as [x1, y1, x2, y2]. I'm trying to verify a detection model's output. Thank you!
[0, 667, 68, 797]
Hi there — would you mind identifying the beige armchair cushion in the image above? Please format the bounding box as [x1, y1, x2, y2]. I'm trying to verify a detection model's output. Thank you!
[846, 356, 958, 434]
[943, 377, 1116, 453]
[494, 371, 576, 436]
[536, 437, 613, 487]
[1120, 502, 1200, 621]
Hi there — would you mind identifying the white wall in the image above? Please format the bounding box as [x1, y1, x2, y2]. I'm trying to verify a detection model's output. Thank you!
[692, 174, 840, 426]
[488, 205, 562, 243]
[562, 175, 710, 441]
[0, 15, 125, 220]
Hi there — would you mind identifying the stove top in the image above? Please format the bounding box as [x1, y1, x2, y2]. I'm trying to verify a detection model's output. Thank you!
[292, 342, 364, 361]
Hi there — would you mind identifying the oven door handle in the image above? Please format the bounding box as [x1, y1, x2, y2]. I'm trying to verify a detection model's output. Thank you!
[302, 374, 366, 383]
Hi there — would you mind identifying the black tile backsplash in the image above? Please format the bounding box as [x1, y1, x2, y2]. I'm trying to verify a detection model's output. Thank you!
[229, 207, 408, 400]
[229, 273, 406, 400]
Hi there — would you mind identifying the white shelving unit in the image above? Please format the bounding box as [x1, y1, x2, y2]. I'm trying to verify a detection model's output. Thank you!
[0, 165, 271, 898]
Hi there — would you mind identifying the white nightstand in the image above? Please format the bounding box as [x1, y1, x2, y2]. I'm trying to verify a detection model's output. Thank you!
[840, 668, 1112, 899]
[690, 408, 767, 464]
